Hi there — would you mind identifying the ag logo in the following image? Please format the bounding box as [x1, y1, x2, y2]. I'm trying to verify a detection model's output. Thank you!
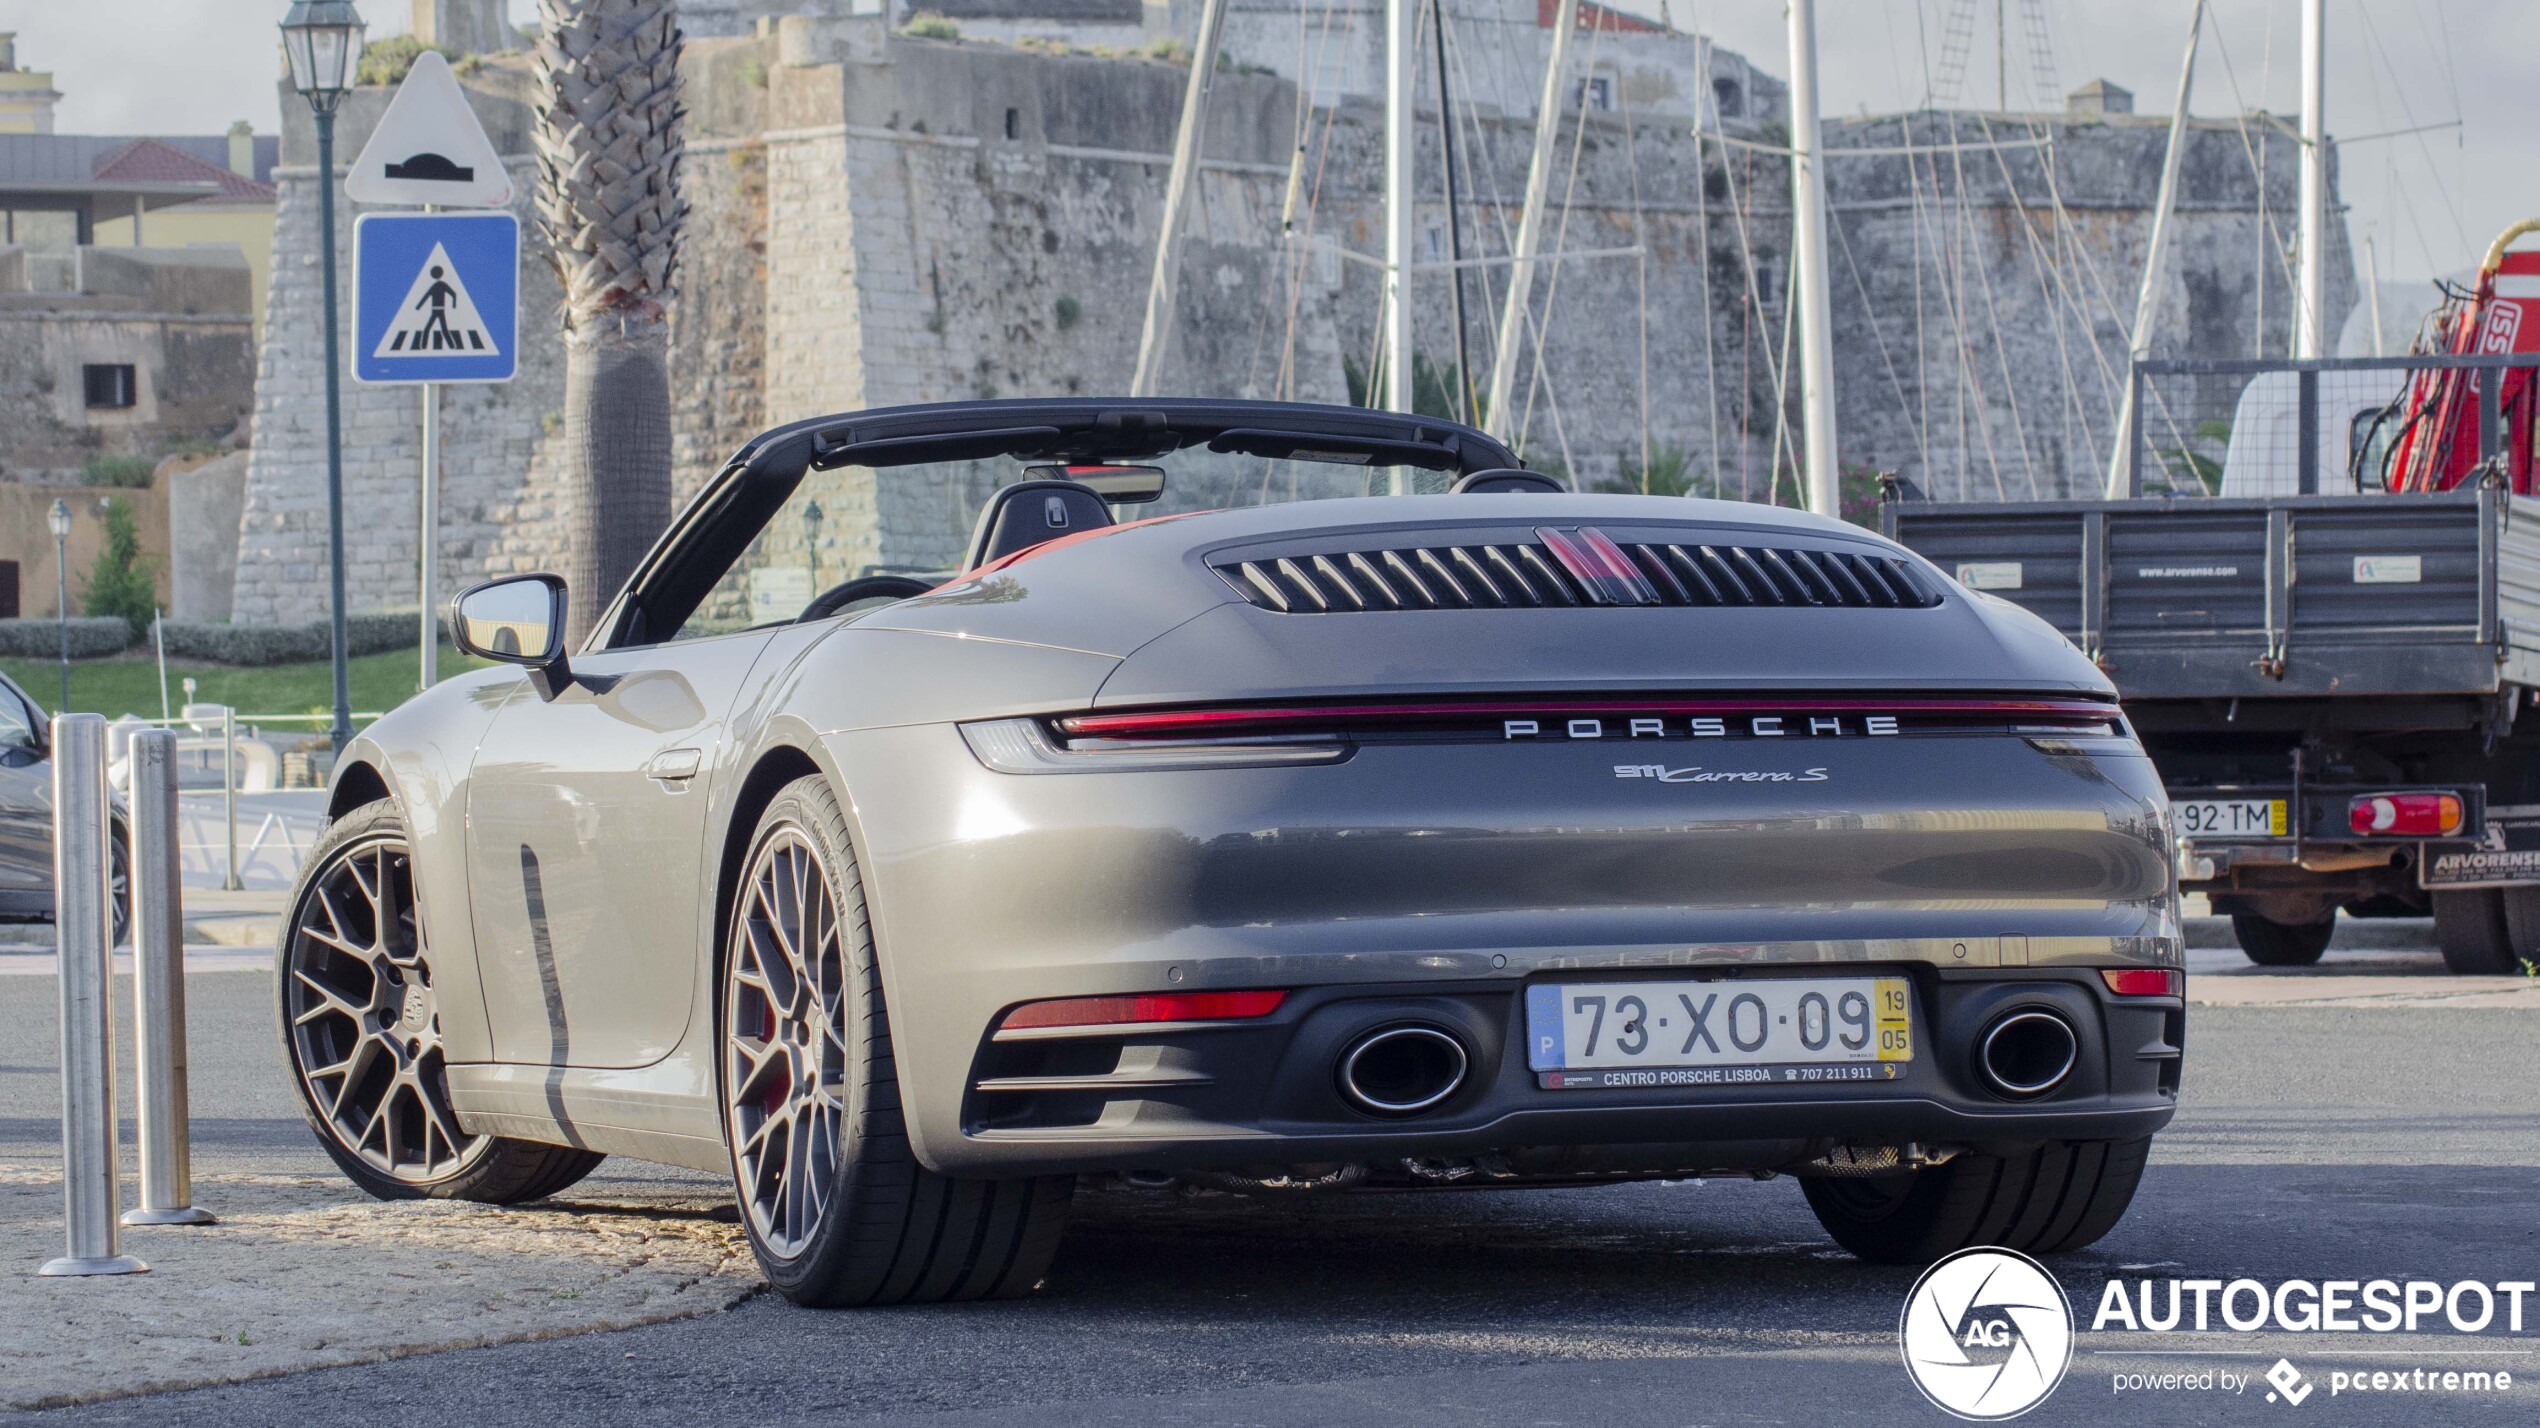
[1900, 1247, 2073, 1420]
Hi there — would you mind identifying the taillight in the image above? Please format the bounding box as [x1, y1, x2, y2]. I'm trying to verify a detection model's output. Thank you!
[2100, 968, 2181, 997]
[998, 990, 1288, 1031]
[2348, 793, 2463, 837]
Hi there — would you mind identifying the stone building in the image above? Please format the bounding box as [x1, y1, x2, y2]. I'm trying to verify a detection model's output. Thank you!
[230, 17, 2349, 623]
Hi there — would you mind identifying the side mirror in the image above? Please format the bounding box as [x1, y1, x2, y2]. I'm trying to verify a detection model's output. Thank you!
[452, 574, 574, 700]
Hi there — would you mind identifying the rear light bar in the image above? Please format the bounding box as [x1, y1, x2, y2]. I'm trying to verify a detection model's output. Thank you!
[2349, 793, 2464, 838]
[1055, 696, 2122, 740]
[2100, 968, 2182, 998]
[999, 989, 1288, 1031]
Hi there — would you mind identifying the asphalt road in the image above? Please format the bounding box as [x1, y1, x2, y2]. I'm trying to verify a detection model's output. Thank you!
[8, 956, 2540, 1428]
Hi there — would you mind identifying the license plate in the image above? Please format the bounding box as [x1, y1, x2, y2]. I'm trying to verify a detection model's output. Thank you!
[2175, 797, 2287, 838]
[1525, 976, 1913, 1090]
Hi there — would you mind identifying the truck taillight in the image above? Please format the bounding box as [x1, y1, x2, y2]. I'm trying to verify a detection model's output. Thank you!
[2348, 793, 2463, 837]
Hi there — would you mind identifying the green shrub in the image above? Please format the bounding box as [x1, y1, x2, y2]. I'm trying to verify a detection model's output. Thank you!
[156, 611, 443, 667]
[81, 453, 157, 488]
[899, 11, 961, 40]
[1053, 294, 1081, 331]
[358, 34, 459, 87]
[80, 498, 159, 640]
[0, 618, 132, 659]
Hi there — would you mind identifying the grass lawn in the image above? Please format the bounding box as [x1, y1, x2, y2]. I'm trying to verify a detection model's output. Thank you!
[2, 644, 494, 722]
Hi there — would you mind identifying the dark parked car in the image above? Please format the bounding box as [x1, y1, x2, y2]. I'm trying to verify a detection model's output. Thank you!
[0, 670, 128, 941]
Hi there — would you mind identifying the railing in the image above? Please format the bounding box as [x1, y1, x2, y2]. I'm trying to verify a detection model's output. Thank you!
[2124, 353, 2540, 500]
[109, 708, 381, 891]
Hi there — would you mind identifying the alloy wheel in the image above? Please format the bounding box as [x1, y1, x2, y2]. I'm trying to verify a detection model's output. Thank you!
[724, 825, 850, 1260]
[283, 834, 479, 1180]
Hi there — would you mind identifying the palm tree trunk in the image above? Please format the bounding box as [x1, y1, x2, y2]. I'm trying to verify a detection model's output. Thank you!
[560, 324, 672, 636]
[534, 0, 687, 644]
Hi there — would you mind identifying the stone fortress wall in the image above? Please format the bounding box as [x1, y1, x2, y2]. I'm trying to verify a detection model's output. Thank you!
[233, 10, 2348, 623]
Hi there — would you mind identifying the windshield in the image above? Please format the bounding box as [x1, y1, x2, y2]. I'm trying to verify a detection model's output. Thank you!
[676, 451, 1463, 640]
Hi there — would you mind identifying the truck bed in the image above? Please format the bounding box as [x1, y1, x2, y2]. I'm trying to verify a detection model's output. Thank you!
[1885, 487, 2540, 702]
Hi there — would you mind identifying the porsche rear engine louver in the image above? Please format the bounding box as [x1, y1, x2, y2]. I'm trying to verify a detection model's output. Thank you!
[1213, 528, 1944, 613]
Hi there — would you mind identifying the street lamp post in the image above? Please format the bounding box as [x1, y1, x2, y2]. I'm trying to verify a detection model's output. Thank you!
[280, 0, 366, 755]
[802, 499, 825, 593]
[47, 498, 70, 714]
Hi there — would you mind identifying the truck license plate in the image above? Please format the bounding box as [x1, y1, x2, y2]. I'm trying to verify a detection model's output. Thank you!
[2175, 798, 2287, 838]
[1526, 976, 1912, 1090]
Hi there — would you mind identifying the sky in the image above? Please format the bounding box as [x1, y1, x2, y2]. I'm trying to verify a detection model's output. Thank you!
[2, 1, 2522, 281]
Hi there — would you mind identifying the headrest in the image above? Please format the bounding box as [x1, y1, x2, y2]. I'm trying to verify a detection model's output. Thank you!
[1450, 468, 1567, 494]
[962, 479, 1115, 571]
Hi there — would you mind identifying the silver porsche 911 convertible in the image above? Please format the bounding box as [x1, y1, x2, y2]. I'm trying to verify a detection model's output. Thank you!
[280, 398, 2182, 1307]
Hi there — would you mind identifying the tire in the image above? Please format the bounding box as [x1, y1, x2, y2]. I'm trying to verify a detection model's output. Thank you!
[721, 775, 1073, 1307]
[2230, 911, 2334, 966]
[1802, 1138, 2153, 1265]
[2497, 887, 2540, 974]
[2436, 888, 2519, 975]
[279, 798, 604, 1203]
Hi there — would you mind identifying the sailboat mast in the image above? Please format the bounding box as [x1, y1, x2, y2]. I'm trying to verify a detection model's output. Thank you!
[1128, 0, 1231, 397]
[1787, 0, 1840, 516]
[1384, 0, 1418, 491]
[1483, 0, 1580, 448]
[2102, 0, 2205, 498]
[2294, 0, 2327, 359]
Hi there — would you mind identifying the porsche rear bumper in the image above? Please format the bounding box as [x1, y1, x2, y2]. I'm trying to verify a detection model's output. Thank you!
[820, 719, 2180, 1176]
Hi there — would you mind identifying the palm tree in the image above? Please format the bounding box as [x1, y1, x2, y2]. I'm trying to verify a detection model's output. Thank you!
[532, 0, 686, 642]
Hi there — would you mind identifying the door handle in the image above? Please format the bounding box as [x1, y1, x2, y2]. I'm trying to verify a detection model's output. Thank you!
[646, 748, 702, 783]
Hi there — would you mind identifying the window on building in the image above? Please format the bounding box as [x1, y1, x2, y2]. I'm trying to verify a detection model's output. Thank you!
[1576, 77, 1613, 112]
[1713, 77, 1745, 120]
[82, 364, 136, 410]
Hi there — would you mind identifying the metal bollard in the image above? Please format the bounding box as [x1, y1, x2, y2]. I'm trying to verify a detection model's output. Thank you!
[123, 730, 213, 1227]
[37, 714, 147, 1277]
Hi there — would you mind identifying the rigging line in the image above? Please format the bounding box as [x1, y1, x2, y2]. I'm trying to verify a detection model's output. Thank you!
[1883, 7, 1933, 489]
[1254, 0, 1336, 403]
[1710, 107, 1791, 485]
[1618, 59, 1651, 489]
[1271, 0, 1348, 402]
[1973, 108, 2099, 473]
[1944, 113, 2044, 499]
[1933, 111, 2015, 500]
[1827, 183, 1930, 467]
[1439, 0, 1516, 415]
[1513, 13, 1606, 470]
[1430, 0, 1474, 425]
[1900, 109, 1936, 496]
[2354, 0, 2471, 262]
[1766, 216, 1799, 506]
[1994, 113, 2129, 451]
[2199, 16, 2300, 354]
[2349, 0, 2446, 300]
[1686, 19, 1724, 497]
[2019, 116, 2140, 403]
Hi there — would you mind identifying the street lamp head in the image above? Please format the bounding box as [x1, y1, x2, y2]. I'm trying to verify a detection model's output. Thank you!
[280, 0, 367, 113]
[47, 499, 70, 541]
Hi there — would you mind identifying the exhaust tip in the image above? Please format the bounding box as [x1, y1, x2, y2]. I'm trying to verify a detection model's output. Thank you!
[1338, 1025, 1469, 1115]
[1977, 1010, 2078, 1098]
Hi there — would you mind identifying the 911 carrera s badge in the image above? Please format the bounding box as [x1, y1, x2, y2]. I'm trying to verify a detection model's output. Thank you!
[1614, 765, 1830, 783]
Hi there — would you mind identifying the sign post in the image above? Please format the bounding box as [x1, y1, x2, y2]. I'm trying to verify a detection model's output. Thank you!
[345, 51, 516, 691]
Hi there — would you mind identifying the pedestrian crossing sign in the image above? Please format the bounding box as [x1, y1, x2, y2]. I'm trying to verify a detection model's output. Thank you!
[352, 211, 519, 384]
